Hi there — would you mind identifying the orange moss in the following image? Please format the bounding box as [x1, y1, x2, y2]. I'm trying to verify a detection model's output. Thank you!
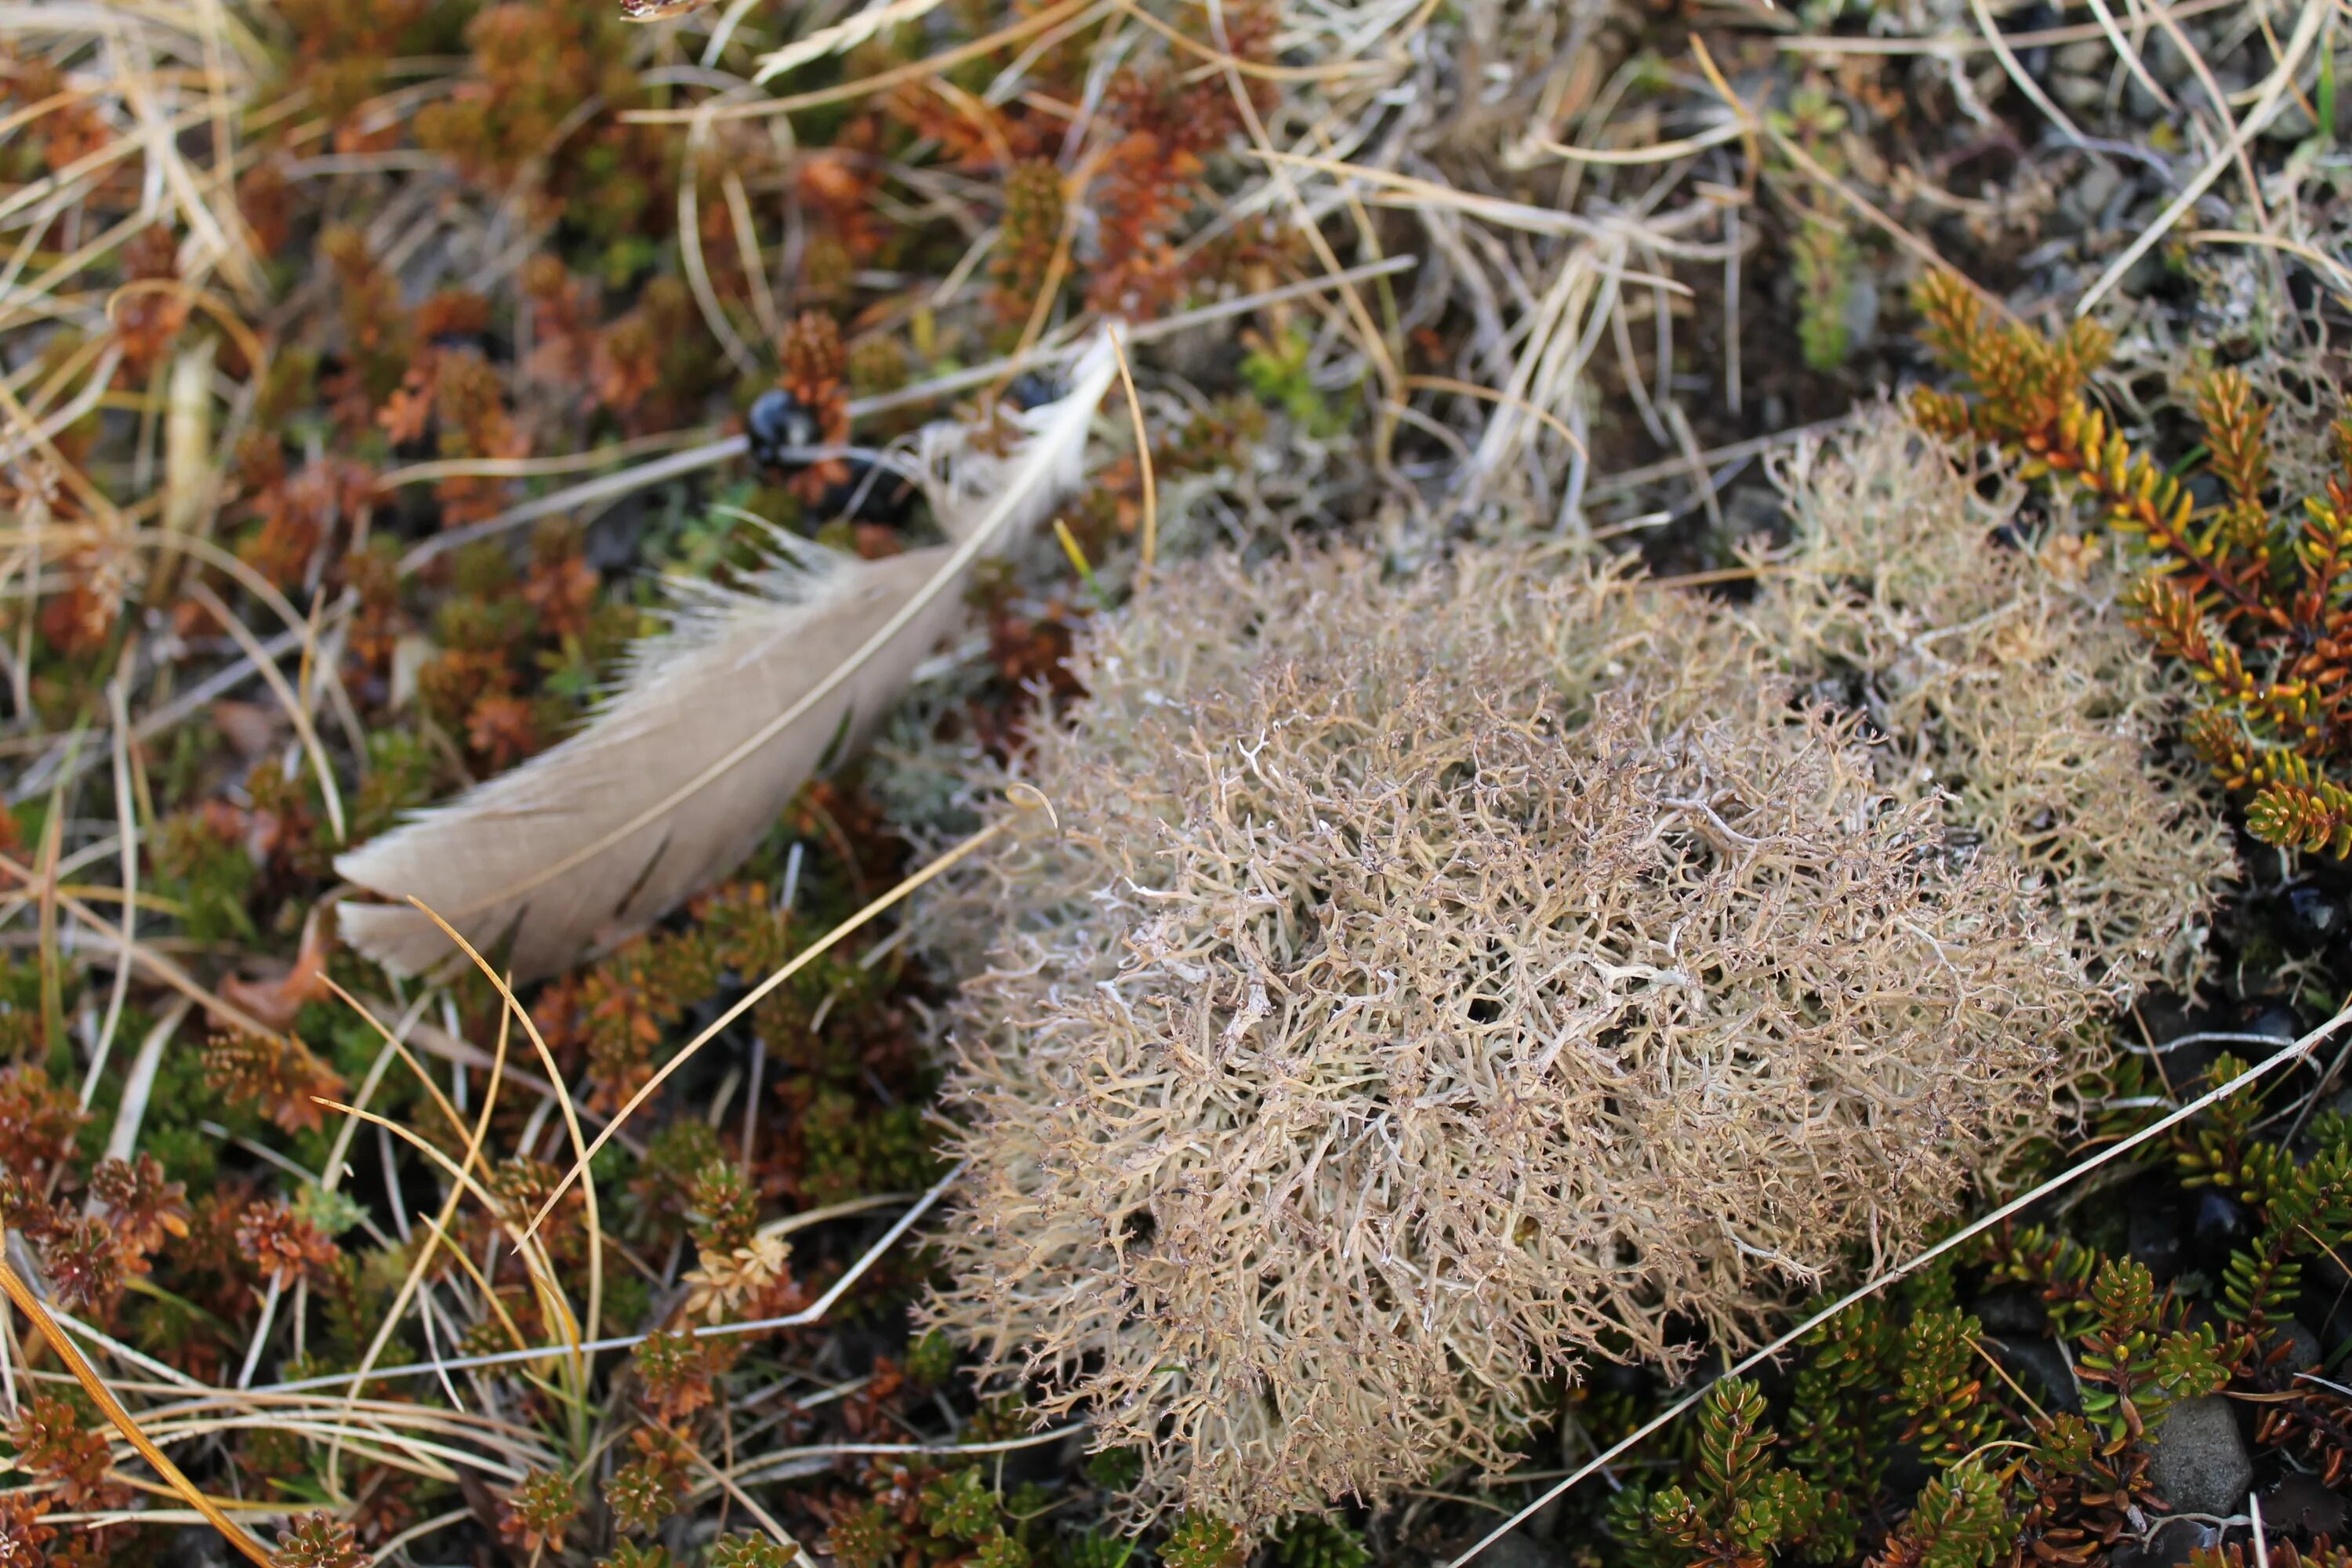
[1084, 2, 1277, 318]
[112, 223, 188, 383]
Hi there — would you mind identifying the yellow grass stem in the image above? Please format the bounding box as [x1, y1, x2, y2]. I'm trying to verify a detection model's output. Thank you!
[0, 1254, 277, 1566]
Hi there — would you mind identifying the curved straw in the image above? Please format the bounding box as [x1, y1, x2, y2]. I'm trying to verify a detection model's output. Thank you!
[0, 1254, 276, 1566]
[1448, 1004, 2352, 1568]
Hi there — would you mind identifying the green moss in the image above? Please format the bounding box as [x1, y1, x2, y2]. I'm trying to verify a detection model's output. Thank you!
[1160, 1515, 1246, 1568]
[1058, 1533, 1136, 1568]
[1083, 1449, 1143, 1493]
[350, 729, 444, 842]
[905, 1327, 958, 1388]
[797, 1086, 941, 1207]
[1270, 1518, 1367, 1568]
[150, 808, 258, 945]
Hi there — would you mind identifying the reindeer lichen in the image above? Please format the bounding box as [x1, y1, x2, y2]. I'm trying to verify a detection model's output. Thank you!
[1748, 411, 2238, 998]
[920, 544, 2107, 1530]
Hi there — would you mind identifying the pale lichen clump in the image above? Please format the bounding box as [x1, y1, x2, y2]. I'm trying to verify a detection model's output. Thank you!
[1747, 412, 2238, 997]
[920, 539, 2109, 1531]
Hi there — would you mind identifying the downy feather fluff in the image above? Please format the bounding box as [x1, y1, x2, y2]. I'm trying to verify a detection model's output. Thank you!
[335, 334, 1118, 979]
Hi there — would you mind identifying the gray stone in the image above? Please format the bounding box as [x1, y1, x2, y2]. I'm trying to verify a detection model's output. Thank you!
[2267, 1319, 2322, 1371]
[2125, 73, 2172, 122]
[2263, 1471, 2347, 1541]
[1722, 484, 1786, 538]
[2263, 100, 2318, 144]
[2114, 1518, 2223, 1568]
[1973, 1289, 2048, 1335]
[2100, 176, 2143, 232]
[2074, 160, 2125, 223]
[2055, 39, 2111, 72]
[2119, 249, 2170, 299]
[2146, 1396, 2255, 1517]
[2053, 71, 2107, 112]
[1841, 278, 1882, 355]
[2148, 30, 2198, 85]
[2314, 1247, 2352, 1305]
[166, 1529, 235, 1568]
[2245, 1003, 2304, 1043]
[1986, 1335, 2082, 1415]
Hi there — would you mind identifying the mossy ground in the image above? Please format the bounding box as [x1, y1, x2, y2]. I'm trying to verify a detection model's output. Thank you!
[1, 0, 2347, 1565]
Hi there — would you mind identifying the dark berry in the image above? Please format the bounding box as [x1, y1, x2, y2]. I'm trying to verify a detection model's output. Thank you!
[747, 388, 821, 470]
[746, 389, 920, 526]
[1004, 371, 1062, 412]
[815, 460, 917, 527]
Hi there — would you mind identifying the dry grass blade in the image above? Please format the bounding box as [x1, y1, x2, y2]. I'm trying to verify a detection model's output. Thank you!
[1965, 0, 2093, 152]
[2076, 0, 2327, 314]
[1446, 1004, 2352, 1568]
[408, 903, 607, 1352]
[2184, 229, 2352, 304]
[627, 0, 1105, 122]
[686, 1446, 807, 1552]
[0, 1254, 275, 1566]
[1687, 35, 2010, 322]
[314, 985, 514, 1494]
[1108, 328, 1157, 580]
[183, 579, 347, 844]
[315, 1098, 585, 1385]
[753, 0, 954, 82]
[248, 1156, 967, 1393]
[397, 260, 1415, 570]
[82, 679, 140, 1104]
[718, 1421, 1083, 1490]
[517, 792, 1041, 1241]
[0, 850, 287, 1041]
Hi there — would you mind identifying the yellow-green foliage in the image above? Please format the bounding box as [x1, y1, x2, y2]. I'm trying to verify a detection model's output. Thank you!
[1911, 271, 2352, 865]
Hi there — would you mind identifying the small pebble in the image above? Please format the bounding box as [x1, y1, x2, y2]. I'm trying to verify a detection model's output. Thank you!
[1985, 1335, 2082, 1415]
[1971, 1289, 2048, 1335]
[1841, 278, 1882, 356]
[2119, 249, 2170, 298]
[2286, 884, 2343, 945]
[1467, 1534, 1571, 1568]
[2245, 1003, 2305, 1043]
[2053, 39, 2111, 72]
[2185, 1189, 2252, 1265]
[2145, 1396, 2255, 1517]
[2263, 100, 2318, 144]
[169, 1528, 234, 1568]
[2125, 73, 2172, 122]
[2052, 72, 2106, 112]
[2129, 1199, 2187, 1282]
[2074, 159, 2125, 221]
[2263, 1470, 2348, 1540]
[2147, 29, 2199, 86]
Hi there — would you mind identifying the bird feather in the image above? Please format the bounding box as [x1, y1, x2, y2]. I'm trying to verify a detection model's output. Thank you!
[335, 334, 1117, 978]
